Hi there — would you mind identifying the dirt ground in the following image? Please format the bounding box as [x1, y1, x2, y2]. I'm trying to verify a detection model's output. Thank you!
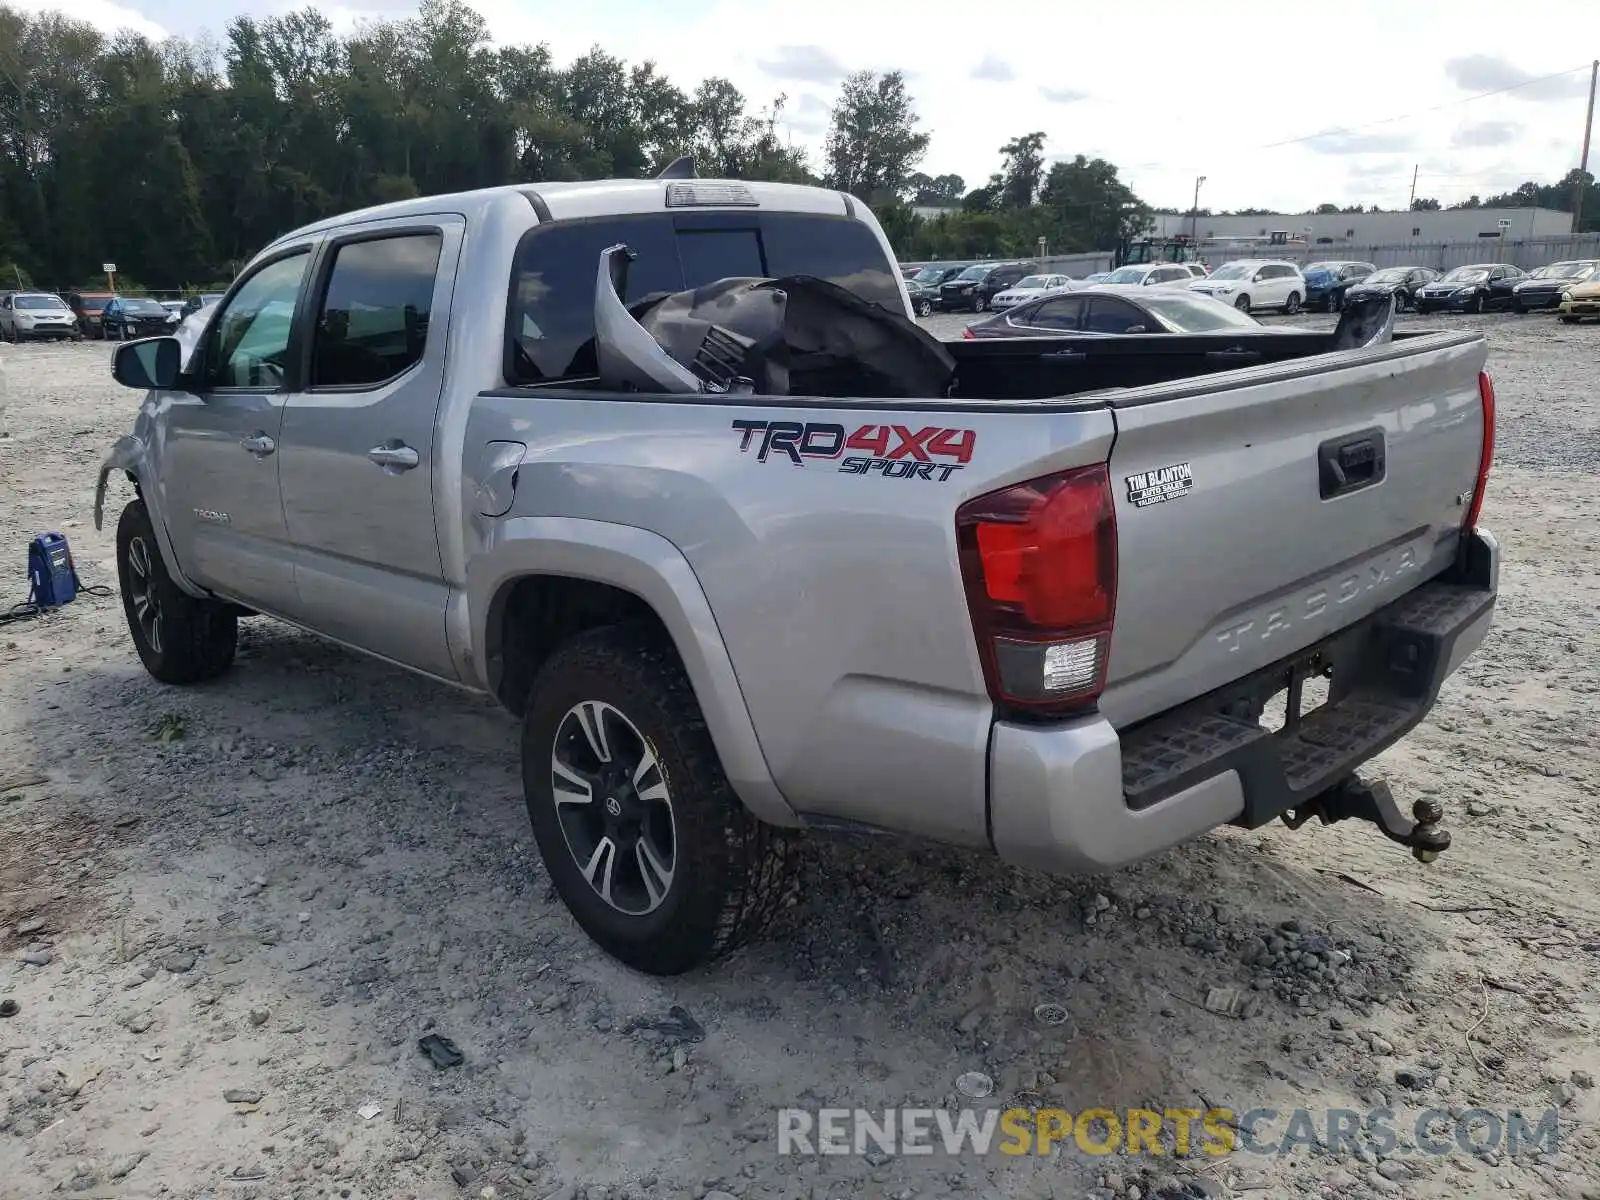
[1, 312, 1597, 1200]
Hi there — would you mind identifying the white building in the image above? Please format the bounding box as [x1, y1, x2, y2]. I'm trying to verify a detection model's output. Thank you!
[1150, 207, 1570, 245]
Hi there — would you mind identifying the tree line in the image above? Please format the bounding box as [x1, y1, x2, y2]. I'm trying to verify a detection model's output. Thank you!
[0, 0, 1593, 292]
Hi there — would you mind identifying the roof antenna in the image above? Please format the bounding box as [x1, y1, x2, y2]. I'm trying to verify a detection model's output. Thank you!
[656, 156, 696, 180]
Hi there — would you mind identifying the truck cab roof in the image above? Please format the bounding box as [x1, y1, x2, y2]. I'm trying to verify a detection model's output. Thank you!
[270, 177, 864, 250]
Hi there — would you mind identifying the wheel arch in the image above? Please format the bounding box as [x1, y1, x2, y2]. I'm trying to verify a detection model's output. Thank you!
[469, 517, 797, 828]
[95, 435, 207, 598]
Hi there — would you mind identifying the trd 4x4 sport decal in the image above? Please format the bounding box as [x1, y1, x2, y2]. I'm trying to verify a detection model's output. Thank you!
[731, 419, 975, 482]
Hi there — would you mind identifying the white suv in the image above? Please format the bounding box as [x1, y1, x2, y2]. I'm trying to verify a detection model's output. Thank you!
[1099, 263, 1197, 290]
[1188, 260, 1304, 313]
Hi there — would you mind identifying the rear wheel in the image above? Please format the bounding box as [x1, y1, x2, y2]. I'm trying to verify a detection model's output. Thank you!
[521, 623, 793, 975]
[1284, 292, 1301, 315]
[116, 500, 237, 684]
[1234, 294, 1252, 312]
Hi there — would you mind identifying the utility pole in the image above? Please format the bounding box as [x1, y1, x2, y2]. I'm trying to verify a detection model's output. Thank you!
[1573, 59, 1598, 234]
[1407, 163, 1418, 210]
[1190, 175, 1206, 249]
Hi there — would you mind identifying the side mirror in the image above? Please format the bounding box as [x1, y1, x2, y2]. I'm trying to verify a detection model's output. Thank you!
[112, 337, 182, 391]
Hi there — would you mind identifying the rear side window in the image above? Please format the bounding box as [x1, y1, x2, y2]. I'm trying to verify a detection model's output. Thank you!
[312, 233, 443, 388]
[1023, 296, 1083, 329]
[506, 211, 902, 384]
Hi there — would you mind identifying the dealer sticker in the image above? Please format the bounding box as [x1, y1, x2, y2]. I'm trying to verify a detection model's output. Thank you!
[1125, 461, 1193, 508]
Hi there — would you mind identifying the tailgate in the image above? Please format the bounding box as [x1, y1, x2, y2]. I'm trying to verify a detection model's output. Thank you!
[1099, 332, 1489, 728]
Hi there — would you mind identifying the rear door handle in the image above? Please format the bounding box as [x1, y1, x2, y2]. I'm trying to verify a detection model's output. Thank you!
[368, 441, 420, 472]
[240, 433, 276, 456]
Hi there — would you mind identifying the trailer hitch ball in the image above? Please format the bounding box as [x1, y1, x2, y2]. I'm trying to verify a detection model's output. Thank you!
[1410, 797, 1446, 863]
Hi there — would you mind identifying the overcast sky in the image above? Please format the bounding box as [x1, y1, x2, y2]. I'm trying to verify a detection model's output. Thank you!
[21, 0, 1600, 211]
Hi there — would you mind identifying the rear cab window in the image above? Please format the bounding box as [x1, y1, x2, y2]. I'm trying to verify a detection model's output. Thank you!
[505, 211, 903, 384]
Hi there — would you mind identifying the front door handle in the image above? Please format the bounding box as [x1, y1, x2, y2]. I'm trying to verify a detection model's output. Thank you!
[368, 441, 420, 472]
[240, 433, 276, 456]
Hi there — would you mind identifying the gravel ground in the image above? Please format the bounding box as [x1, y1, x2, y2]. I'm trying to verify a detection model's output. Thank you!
[1, 313, 1598, 1200]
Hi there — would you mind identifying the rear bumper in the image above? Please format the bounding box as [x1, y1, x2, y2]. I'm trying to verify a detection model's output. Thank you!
[988, 529, 1499, 874]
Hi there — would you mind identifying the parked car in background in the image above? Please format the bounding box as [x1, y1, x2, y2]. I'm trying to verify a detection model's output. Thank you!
[1414, 263, 1525, 314]
[1558, 277, 1600, 323]
[937, 260, 1037, 312]
[1300, 261, 1376, 312]
[989, 273, 1076, 310]
[102, 296, 178, 340]
[159, 299, 186, 321]
[0, 292, 81, 341]
[1184, 263, 1209, 278]
[181, 292, 226, 318]
[1083, 271, 1111, 283]
[66, 291, 117, 338]
[963, 285, 1281, 338]
[1342, 266, 1438, 311]
[904, 263, 967, 316]
[1100, 263, 1195, 291]
[1187, 260, 1305, 313]
[1512, 260, 1599, 312]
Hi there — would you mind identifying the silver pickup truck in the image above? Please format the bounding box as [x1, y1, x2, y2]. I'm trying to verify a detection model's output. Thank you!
[96, 170, 1499, 974]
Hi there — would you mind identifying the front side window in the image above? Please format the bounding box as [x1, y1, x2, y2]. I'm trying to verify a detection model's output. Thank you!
[312, 233, 443, 388]
[1083, 297, 1147, 333]
[203, 251, 310, 390]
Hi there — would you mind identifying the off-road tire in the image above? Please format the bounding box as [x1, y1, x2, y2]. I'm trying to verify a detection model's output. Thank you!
[521, 622, 793, 975]
[116, 499, 237, 684]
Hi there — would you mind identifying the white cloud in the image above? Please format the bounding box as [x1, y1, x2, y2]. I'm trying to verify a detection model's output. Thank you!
[970, 55, 1014, 83]
[10, 0, 167, 40]
[19, 0, 1600, 212]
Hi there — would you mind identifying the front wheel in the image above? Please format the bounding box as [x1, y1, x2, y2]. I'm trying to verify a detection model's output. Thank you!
[1234, 294, 1252, 312]
[116, 500, 237, 684]
[521, 624, 793, 975]
[973, 295, 988, 313]
[1328, 292, 1342, 313]
[1559, 315, 1578, 324]
[1394, 291, 1408, 312]
[915, 297, 932, 317]
[1283, 292, 1301, 315]
[1469, 294, 1484, 315]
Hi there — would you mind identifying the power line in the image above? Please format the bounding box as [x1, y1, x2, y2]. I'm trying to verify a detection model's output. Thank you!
[1256, 63, 1594, 151]
[1107, 62, 1594, 179]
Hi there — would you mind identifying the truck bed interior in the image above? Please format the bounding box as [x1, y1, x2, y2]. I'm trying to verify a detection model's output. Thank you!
[504, 328, 1443, 409]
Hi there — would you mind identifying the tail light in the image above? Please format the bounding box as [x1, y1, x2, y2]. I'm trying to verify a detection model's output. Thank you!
[1463, 370, 1494, 532]
[956, 464, 1118, 716]
[962, 326, 976, 339]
